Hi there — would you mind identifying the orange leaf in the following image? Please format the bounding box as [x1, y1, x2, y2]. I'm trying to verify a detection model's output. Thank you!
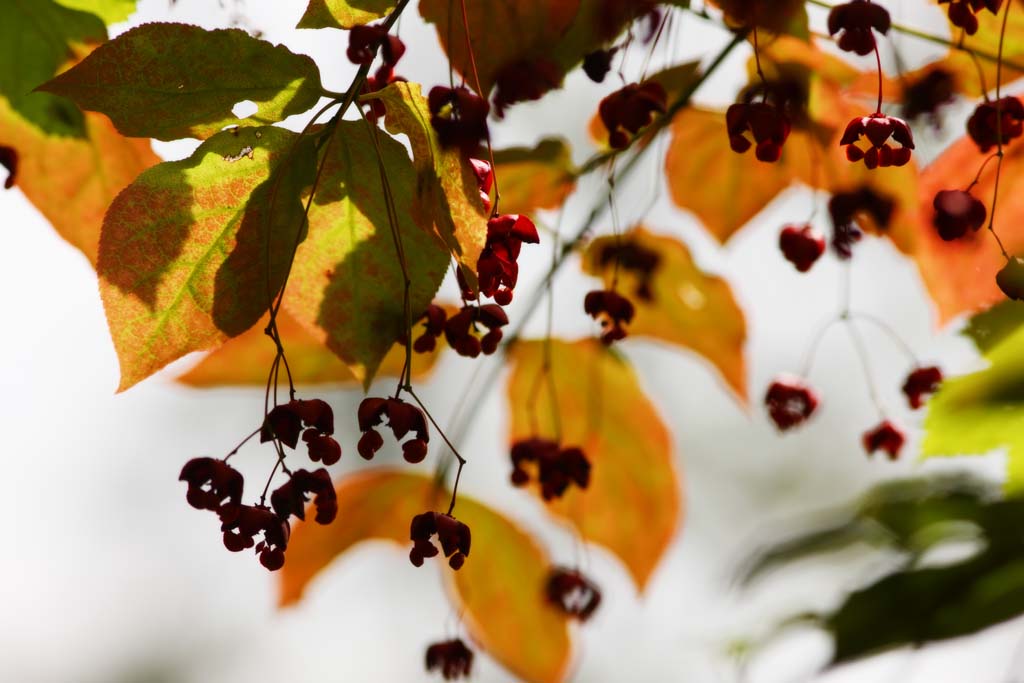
[280, 470, 572, 683]
[0, 99, 157, 266]
[581, 227, 747, 400]
[507, 339, 681, 590]
[492, 138, 577, 215]
[914, 135, 1024, 323]
[177, 310, 444, 387]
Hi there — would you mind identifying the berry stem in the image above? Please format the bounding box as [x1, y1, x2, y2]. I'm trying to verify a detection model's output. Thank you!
[986, 0, 1012, 261]
[872, 39, 884, 115]
[844, 317, 886, 419]
[222, 427, 263, 462]
[457, 0, 500, 216]
[965, 152, 1000, 192]
[407, 387, 466, 516]
[850, 312, 918, 365]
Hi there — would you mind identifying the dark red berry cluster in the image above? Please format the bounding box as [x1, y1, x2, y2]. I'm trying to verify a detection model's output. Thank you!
[493, 59, 562, 118]
[903, 366, 943, 409]
[828, 187, 895, 259]
[967, 96, 1024, 153]
[764, 376, 819, 431]
[545, 567, 602, 621]
[425, 638, 474, 680]
[444, 303, 508, 357]
[459, 213, 540, 305]
[938, 0, 1003, 35]
[410, 511, 471, 569]
[862, 420, 905, 460]
[509, 438, 591, 501]
[599, 81, 667, 149]
[827, 0, 891, 56]
[932, 189, 987, 241]
[779, 224, 825, 273]
[180, 399, 340, 571]
[726, 101, 792, 163]
[901, 68, 956, 126]
[349, 23, 407, 122]
[357, 396, 429, 462]
[840, 114, 915, 169]
[583, 48, 616, 84]
[428, 85, 490, 155]
[584, 289, 636, 344]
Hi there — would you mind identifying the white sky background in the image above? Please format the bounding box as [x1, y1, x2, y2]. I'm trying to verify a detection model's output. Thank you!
[2, 0, 1024, 681]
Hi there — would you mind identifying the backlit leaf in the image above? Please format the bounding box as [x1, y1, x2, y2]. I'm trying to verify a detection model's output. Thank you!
[99, 125, 316, 391]
[492, 138, 576, 215]
[54, 0, 137, 25]
[507, 339, 680, 590]
[283, 119, 448, 388]
[366, 82, 488, 275]
[912, 134, 1024, 323]
[0, 99, 157, 265]
[177, 309, 444, 387]
[280, 470, 572, 683]
[297, 0, 394, 29]
[923, 321, 1024, 490]
[39, 23, 324, 141]
[0, 0, 105, 136]
[581, 227, 747, 400]
[418, 0, 580, 96]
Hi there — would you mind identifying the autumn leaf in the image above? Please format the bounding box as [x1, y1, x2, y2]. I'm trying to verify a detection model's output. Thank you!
[177, 310, 444, 387]
[366, 82, 488, 275]
[418, 0, 580, 97]
[581, 227, 747, 400]
[507, 339, 680, 590]
[912, 134, 1024, 323]
[932, 7, 1024, 96]
[923, 308, 1024, 490]
[284, 118, 448, 388]
[297, 0, 394, 29]
[492, 138, 576, 215]
[99, 125, 316, 391]
[0, 0, 106, 136]
[54, 0, 137, 25]
[39, 23, 324, 141]
[280, 470, 572, 683]
[0, 100, 157, 265]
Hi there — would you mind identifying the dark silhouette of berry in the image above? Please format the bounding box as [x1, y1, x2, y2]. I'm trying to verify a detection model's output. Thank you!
[492, 59, 561, 117]
[599, 81, 667, 149]
[841, 114, 915, 169]
[585, 289, 635, 344]
[862, 420, 905, 460]
[428, 86, 490, 155]
[270, 468, 337, 525]
[828, 187, 894, 259]
[261, 398, 335, 449]
[545, 568, 602, 621]
[902, 366, 943, 409]
[179, 457, 243, 514]
[410, 511, 470, 569]
[779, 224, 825, 272]
[425, 639, 473, 680]
[996, 257, 1024, 301]
[302, 429, 341, 466]
[828, 0, 891, 56]
[357, 397, 429, 460]
[444, 304, 508, 358]
[411, 304, 448, 354]
[0, 146, 16, 189]
[938, 0, 1003, 36]
[583, 49, 616, 83]
[346, 24, 405, 67]
[932, 189, 986, 241]
[510, 438, 591, 500]
[765, 376, 819, 431]
[967, 96, 1024, 152]
[219, 504, 290, 571]
[902, 68, 956, 125]
[726, 101, 791, 162]
[460, 214, 540, 303]
[592, 239, 661, 300]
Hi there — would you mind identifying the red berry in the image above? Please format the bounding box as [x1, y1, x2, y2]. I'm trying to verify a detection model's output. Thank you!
[402, 438, 428, 464]
[902, 366, 943, 409]
[932, 190, 986, 241]
[726, 101, 791, 163]
[967, 96, 1024, 152]
[765, 376, 819, 431]
[827, 0, 891, 56]
[840, 114, 915, 169]
[545, 567, 602, 621]
[425, 639, 473, 680]
[779, 224, 825, 272]
[599, 81, 667, 149]
[862, 420, 905, 460]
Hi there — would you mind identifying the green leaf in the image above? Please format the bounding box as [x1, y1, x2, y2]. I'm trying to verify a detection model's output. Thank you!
[297, 0, 395, 29]
[0, 0, 107, 136]
[39, 23, 324, 141]
[366, 82, 488, 275]
[99, 125, 317, 391]
[962, 300, 1024, 354]
[923, 321, 1024, 490]
[283, 119, 448, 388]
[53, 0, 136, 24]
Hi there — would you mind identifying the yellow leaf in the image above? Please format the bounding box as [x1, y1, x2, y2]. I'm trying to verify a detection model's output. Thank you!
[507, 339, 681, 590]
[581, 227, 747, 400]
[280, 470, 572, 683]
